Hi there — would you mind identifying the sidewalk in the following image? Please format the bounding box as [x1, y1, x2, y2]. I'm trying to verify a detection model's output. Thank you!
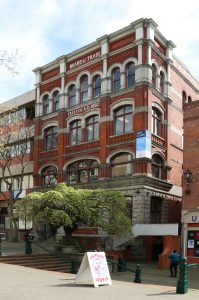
[1, 242, 199, 292]
[0, 263, 198, 300]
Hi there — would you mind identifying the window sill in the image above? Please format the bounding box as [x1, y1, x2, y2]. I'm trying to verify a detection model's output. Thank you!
[110, 131, 134, 138]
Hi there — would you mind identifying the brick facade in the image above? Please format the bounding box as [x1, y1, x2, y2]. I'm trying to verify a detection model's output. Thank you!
[182, 100, 199, 262]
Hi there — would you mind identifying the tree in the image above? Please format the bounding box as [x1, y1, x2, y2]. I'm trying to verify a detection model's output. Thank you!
[0, 49, 20, 74]
[17, 183, 131, 236]
[0, 108, 34, 241]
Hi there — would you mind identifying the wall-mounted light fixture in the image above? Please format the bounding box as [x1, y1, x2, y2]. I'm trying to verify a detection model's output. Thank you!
[184, 169, 192, 194]
[184, 169, 192, 184]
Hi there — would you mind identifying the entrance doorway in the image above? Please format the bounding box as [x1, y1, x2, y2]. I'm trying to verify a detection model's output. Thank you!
[152, 237, 163, 261]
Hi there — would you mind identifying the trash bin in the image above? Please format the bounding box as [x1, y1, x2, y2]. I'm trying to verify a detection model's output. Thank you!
[118, 256, 126, 272]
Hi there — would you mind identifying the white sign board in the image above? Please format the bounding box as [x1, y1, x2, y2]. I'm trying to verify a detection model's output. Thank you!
[74, 252, 112, 288]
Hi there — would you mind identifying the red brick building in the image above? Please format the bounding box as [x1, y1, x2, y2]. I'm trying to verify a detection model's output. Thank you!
[1, 18, 198, 265]
[31, 18, 199, 264]
[182, 99, 199, 263]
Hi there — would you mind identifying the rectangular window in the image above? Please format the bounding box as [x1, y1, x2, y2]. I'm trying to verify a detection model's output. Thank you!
[187, 231, 199, 257]
[150, 198, 162, 223]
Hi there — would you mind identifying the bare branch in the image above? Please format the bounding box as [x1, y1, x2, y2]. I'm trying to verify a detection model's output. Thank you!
[0, 49, 21, 75]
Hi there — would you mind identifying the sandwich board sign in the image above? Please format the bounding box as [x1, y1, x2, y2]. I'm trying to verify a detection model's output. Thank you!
[74, 252, 112, 288]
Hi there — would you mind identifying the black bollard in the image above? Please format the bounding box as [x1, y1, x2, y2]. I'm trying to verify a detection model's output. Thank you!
[134, 264, 141, 283]
[71, 257, 78, 274]
[176, 257, 188, 294]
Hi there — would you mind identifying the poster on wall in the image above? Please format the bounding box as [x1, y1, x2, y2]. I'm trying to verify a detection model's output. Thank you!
[188, 239, 195, 248]
[74, 252, 112, 288]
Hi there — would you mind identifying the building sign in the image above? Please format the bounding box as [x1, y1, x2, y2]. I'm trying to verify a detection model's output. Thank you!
[75, 252, 112, 288]
[136, 130, 151, 159]
[69, 51, 101, 70]
[182, 212, 199, 223]
[67, 103, 99, 117]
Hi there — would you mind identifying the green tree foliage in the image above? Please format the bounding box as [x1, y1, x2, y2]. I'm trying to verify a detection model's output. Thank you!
[17, 183, 131, 235]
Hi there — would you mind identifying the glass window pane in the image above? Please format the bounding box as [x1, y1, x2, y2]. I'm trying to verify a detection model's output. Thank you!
[94, 123, 99, 140]
[77, 129, 82, 143]
[113, 68, 120, 92]
[116, 117, 123, 134]
[69, 85, 76, 106]
[93, 76, 101, 97]
[69, 171, 76, 184]
[112, 163, 132, 177]
[127, 64, 135, 87]
[71, 131, 76, 145]
[79, 170, 88, 183]
[87, 125, 93, 141]
[125, 106, 132, 113]
[81, 76, 88, 102]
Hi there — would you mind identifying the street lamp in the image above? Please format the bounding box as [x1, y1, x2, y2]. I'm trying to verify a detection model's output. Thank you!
[184, 169, 192, 184]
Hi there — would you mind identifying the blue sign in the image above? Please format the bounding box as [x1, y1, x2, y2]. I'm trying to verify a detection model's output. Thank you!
[136, 130, 151, 159]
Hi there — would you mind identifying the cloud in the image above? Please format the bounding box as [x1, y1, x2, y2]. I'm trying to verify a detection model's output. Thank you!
[0, 0, 198, 102]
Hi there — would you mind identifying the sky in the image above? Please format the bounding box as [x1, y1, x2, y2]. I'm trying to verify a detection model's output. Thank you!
[0, 0, 198, 103]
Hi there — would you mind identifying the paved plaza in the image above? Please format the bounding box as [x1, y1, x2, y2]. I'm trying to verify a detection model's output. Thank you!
[0, 242, 199, 299]
[0, 262, 199, 300]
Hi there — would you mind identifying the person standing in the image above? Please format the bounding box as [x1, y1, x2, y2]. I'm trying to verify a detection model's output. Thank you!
[168, 250, 180, 277]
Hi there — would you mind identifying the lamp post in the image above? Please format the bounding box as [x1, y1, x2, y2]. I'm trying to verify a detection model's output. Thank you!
[184, 169, 192, 194]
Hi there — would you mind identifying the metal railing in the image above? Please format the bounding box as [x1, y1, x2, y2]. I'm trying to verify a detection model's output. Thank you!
[32, 240, 78, 273]
[106, 257, 141, 283]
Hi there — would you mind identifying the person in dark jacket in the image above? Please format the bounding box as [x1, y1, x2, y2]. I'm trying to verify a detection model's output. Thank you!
[168, 250, 180, 277]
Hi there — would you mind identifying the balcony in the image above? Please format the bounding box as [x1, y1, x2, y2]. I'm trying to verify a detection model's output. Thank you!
[152, 134, 165, 147]
[109, 132, 135, 144]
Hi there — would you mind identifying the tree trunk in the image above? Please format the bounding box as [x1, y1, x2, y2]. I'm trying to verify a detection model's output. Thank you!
[8, 213, 19, 242]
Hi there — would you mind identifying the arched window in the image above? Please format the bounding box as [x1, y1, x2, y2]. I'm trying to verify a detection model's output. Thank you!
[93, 75, 101, 97]
[42, 166, 57, 187]
[86, 115, 99, 141]
[152, 154, 164, 179]
[150, 197, 162, 223]
[126, 63, 135, 87]
[67, 160, 99, 184]
[112, 68, 121, 92]
[152, 64, 157, 87]
[69, 85, 76, 106]
[44, 126, 58, 150]
[114, 105, 133, 135]
[152, 107, 162, 136]
[80, 75, 88, 102]
[111, 153, 133, 178]
[52, 91, 60, 111]
[43, 95, 50, 115]
[70, 120, 82, 145]
[160, 71, 165, 94]
[182, 91, 187, 104]
[188, 96, 192, 104]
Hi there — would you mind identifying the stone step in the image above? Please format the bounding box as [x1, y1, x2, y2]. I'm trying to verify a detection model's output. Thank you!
[0, 254, 66, 261]
[0, 253, 73, 273]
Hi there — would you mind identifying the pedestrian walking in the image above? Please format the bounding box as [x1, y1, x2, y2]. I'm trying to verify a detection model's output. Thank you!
[168, 249, 180, 277]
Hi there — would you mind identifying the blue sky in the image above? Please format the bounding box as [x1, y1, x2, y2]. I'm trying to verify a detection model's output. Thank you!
[0, 0, 199, 103]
